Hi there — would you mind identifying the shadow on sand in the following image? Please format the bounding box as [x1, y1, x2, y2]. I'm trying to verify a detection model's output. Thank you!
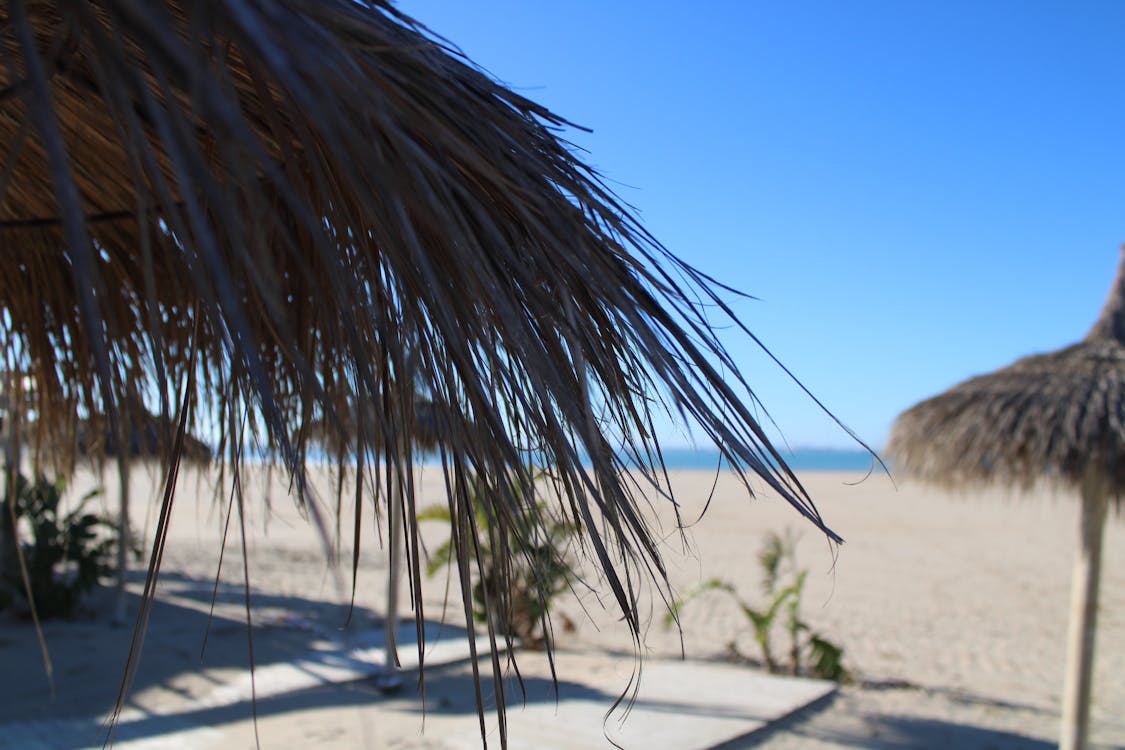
[0, 570, 478, 748]
[714, 689, 1066, 750]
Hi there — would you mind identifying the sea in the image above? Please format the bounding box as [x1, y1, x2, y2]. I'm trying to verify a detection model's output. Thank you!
[622, 447, 880, 473]
[299, 447, 880, 473]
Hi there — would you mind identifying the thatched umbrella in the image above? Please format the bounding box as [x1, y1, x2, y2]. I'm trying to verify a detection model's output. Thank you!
[887, 249, 1125, 750]
[0, 1, 843, 743]
[76, 409, 211, 464]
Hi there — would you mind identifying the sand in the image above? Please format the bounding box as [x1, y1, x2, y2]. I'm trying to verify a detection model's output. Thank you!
[1, 464, 1123, 749]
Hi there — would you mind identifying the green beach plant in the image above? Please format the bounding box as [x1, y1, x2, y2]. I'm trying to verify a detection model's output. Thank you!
[667, 529, 848, 682]
[420, 473, 577, 648]
[0, 473, 118, 620]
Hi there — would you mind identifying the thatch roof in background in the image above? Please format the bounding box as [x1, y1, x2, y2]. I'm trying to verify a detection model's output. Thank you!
[75, 408, 211, 464]
[0, 1, 846, 741]
[888, 250, 1125, 500]
[304, 395, 440, 457]
[887, 249, 1125, 750]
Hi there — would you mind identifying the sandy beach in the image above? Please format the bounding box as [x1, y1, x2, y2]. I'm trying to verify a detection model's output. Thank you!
[1, 465, 1123, 749]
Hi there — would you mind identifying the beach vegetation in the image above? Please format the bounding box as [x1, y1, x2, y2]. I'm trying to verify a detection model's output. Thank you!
[0, 473, 118, 620]
[668, 529, 849, 682]
[420, 473, 577, 648]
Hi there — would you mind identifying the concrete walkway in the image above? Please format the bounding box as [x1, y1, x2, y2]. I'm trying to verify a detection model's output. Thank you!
[0, 581, 834, 749]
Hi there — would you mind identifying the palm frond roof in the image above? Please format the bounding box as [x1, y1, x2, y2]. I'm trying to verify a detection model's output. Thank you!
[889, 248, 1125, 500]
[1, 2, 844, 742]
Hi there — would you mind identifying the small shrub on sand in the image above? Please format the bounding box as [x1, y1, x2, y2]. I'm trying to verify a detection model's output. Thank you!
[1, 474, 116, 620]
[420, 474, 576, 648]
[668, 529, 849, 682]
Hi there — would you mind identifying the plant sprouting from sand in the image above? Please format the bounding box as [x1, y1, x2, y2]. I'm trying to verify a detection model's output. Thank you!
[0, 473, 121, 620]
[420, 472, 577, 648]
[667, 529, 848, 682]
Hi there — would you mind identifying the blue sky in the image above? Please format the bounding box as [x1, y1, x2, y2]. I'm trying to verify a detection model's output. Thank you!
[400, 1, 1125, 450]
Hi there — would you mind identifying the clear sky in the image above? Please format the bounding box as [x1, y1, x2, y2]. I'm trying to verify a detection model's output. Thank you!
[399, 1, 1125, 451]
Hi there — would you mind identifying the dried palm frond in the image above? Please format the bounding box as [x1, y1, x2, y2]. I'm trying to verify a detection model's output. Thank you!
[0, 1, 845, 744]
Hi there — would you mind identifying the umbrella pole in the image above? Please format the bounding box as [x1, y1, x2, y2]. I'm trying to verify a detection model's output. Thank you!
[378, 460, 404, 692]
[1059, 477, 1109, 750]
[113, 452, 130, 625]
[0, 378, 15, 584]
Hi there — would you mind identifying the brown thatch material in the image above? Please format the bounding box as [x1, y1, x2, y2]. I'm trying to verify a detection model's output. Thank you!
[76, 409, 211, 464]
[888, 251, 1125, 499]
[305, 395, 439, 457]
[0, 2, 845, 742]
[887, 249, 1125, 750]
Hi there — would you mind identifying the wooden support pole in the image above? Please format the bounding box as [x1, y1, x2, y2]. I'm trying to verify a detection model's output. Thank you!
[1059, 477, 1109, 750]
[113, 451, 131, 625]
[378, 451, 405, 692]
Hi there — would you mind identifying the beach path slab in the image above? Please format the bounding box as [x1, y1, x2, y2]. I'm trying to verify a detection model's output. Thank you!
[2, 603, 834, 750]
[439, 654, 836, 750]
[0, 583, 477, 750]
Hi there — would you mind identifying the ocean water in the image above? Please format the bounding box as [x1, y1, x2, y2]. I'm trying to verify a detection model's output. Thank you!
[301, 447, 880, 473]
[624, 447, 880, 473]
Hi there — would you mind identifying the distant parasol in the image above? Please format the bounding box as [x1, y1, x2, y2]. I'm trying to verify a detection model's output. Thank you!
[889, 249, 1125, 750]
